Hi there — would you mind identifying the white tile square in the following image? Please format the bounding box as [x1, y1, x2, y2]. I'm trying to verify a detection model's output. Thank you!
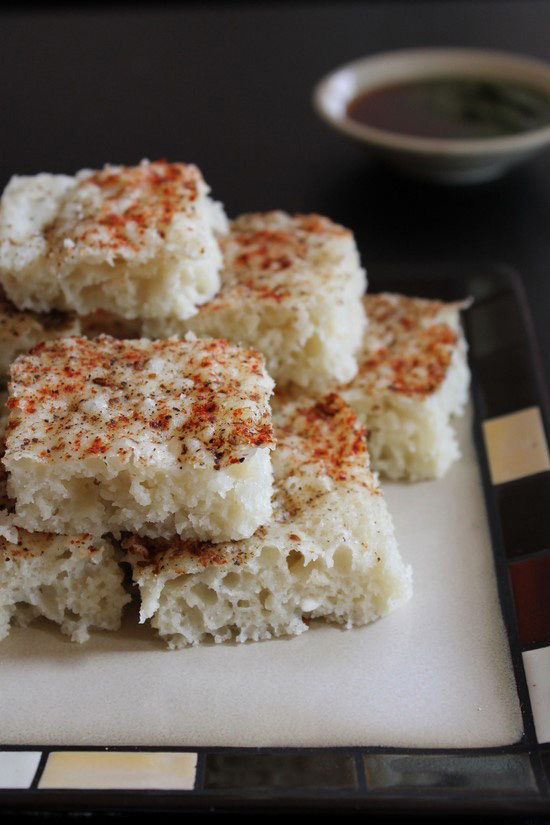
[0, 751, 41, 788]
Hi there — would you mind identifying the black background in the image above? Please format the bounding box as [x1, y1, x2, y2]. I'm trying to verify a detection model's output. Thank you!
[1, 2, 549, 390]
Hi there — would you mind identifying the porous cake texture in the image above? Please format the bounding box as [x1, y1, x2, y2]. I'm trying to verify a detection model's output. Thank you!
[0, 160, 228, 321]
[0, 531, 130, 643]
[0, 288, 80, 382]
[143, 212, 367, 390]
[0, 450, 130, 643]
[339, 293, 470, 481]
[124, 393, 412, 648]
[5, 335, 275, 541]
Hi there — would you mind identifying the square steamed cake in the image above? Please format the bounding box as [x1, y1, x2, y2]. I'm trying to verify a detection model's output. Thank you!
[0, 288, 80, 382]
[339, 293, 470, 481]
[0, 160, 228, 321]
[143, 212, 367, 390]
[4, 335, 275, 541]
[124, 393, 412, 648]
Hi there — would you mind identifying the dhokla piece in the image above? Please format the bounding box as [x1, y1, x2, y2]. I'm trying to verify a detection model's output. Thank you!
[0, 160, 228, 321]
[0, 288, 80, 382]
[0, 452, 130, 643]
[5, 335, 275, 541]
[124, 393, 412, 648]
[0, 531, 130, 643]
[339, 293, 470, 481]
[143, 212, 368, 390]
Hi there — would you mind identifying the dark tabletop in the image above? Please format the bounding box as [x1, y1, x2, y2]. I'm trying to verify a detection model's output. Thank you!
[1, 1, 550, 386]
[1, 2, 549, 819]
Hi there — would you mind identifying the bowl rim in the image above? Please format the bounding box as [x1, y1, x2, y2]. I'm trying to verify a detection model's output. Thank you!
[313, 47, 550, 157]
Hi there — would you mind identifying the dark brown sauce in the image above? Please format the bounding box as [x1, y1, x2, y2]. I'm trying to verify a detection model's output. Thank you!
[347, 78, 550, 140]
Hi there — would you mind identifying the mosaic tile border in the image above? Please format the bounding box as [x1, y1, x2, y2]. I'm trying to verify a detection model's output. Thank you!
[0, 745, 549, 814]
[1, 264, 549, 815]
[463, 265, 550, 754]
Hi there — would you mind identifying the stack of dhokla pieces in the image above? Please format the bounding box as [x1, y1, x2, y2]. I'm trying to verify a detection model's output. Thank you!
[0, 335, 410, 647]
[0, 334, 277, 643]
[0, 158, 469, 646]
[0, 160, 277, 644]
[124, 394, 411, 647]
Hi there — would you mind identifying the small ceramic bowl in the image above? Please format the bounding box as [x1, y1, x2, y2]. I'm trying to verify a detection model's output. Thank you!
[313, 48, 550, 184]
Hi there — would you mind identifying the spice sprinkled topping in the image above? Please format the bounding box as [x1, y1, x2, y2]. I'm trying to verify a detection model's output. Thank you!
[44, 160, 203, 261]
[202, 211, 355, 309]
[357, 293, 463, 398]
[6, 335, 275, 469]
[0, 160, 228, 321]
[122, 392, 376, 576]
